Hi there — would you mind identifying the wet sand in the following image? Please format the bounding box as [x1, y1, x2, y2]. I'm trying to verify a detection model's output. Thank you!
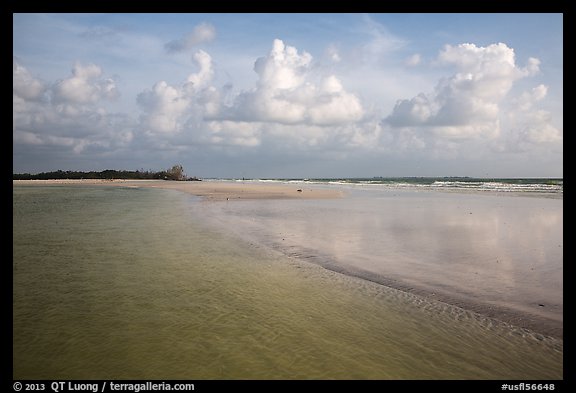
[12, 179, 343, 201]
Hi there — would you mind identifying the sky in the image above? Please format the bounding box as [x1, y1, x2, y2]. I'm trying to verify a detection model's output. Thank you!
[13, 13, 563, 178]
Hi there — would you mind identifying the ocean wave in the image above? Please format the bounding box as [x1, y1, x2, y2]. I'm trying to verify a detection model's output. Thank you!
[215, 177, 562, 194]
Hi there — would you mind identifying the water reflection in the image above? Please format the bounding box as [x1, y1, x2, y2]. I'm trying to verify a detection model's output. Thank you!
[201, 189, 563, 336]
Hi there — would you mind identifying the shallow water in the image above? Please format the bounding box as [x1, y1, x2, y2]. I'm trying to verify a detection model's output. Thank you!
[13, 185, 562, 379]
[199, 187, 563, 337]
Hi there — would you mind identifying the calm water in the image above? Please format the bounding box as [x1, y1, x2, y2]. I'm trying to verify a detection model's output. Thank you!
[199, 187, 563, 338]
[13, 185, 562, 379]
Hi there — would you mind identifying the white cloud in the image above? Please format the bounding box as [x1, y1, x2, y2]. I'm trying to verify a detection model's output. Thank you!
[13, 60, 129, 155]
[13, 28, 561, 175]
[377, 42, 562, 163]
[137, 49, 219, 136]
[405, 53, 422, 67]
[498, 84, 562, 150]
[525, 57, 541, 76]
[136, 36, 372, 152]
[13, 58, 46, 101]
[186, 50, 214, 90]
[386, 43, 540, 141]
[255, 39, 312, 90]
[137, 81, 191, 135]
[135, 38, 559, 160]
[307, 76, 364, 125]
[325, 44, 341, 63]
[53, 62, 119, 104]
[514, 84, 548, 111]
[222, 39, 364, 126]
[165, 22, 216, 53]
[520, 111, 562, 144]
[360, 14, 407, 59]
[205, 121, 261, 147]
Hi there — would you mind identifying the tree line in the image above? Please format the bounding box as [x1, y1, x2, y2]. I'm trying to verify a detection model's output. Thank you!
[13, 165, 200, 181]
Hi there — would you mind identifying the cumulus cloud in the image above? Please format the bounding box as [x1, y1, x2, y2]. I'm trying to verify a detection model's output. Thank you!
[499, 84, 562, 149]
[53, 62, 119, 104]
[137, 81, 192, 134]
[255, 39, 312, 90]
[307, 76, 365, 125]
[514, 84, 548, 111]
[165, 22, 216, 53]
[15, 34, 560, 173]
[223, 39, 364, 126]
[13, 58, 46, 101]
[519, 111, 562, 144]
[386, 43, 540, 140]
[186, 50, 214, 90]
[135, 39, 371, 153]
[205, 120, 261, 147]
[137, 49, 218, 135]
[13, 59, 129, 155]
[380, 42, 561, 161]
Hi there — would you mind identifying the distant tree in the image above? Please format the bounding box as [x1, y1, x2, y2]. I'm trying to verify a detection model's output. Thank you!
[13, 166, 199, 181]
[164, 164, 185, 181]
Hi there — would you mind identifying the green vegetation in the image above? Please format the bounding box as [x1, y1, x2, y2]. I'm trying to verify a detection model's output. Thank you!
[13, 165, 200, 181]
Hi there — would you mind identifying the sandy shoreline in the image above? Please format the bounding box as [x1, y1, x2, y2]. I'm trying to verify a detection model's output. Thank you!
[12, 179, 343, 201]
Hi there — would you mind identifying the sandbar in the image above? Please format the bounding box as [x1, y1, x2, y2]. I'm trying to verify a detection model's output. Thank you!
[12, 179, 343, 201]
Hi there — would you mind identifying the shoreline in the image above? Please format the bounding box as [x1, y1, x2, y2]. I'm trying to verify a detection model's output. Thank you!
[14, 179, 563, 340]
[12, 179, 344, 201]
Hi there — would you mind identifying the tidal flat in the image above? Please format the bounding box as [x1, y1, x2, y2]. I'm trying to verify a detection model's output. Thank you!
[13, 183, 562, 379]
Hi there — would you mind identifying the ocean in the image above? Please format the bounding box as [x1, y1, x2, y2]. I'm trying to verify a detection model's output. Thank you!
[220, 177, 564, 195]
[13, 182, 563, 379]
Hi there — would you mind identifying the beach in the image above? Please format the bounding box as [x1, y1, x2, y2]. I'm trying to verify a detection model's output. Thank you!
[12, 180, 563, 379]
[12, 179, 343, 201]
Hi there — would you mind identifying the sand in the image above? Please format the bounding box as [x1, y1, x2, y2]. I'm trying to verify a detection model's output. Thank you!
[12, 179, 343, 201]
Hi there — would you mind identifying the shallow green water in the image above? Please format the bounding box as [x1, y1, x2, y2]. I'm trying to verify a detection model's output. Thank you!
[13, 185, 562, 379]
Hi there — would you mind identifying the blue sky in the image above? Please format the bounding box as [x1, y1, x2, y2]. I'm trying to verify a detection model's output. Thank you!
[13, 13, 563, 177]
